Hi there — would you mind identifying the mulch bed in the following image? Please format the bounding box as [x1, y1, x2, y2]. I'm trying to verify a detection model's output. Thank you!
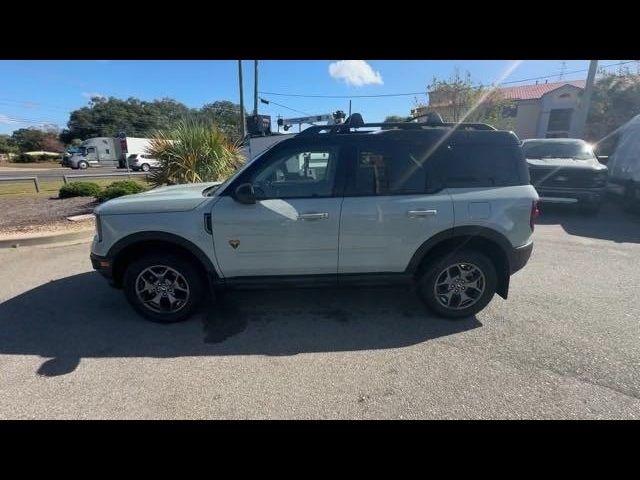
[0, 196, 98, 230]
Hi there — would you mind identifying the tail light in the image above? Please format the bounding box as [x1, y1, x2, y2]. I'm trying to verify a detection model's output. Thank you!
[530, 200, 540, 231]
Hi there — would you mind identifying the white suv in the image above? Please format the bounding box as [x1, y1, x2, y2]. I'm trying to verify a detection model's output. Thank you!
[127, 153, 159, 172]
[91, 114, 539, 323]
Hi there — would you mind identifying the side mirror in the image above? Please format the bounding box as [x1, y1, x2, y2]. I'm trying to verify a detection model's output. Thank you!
[233, 183, 256, 204]
[597, 155, 609, 165]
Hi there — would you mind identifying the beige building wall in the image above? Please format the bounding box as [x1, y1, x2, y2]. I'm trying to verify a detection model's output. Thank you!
[514, 100, 541, 139]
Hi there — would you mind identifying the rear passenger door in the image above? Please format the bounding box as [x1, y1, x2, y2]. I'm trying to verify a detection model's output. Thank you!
[338, 138, 454, 274]
[439, 141, 534, 248]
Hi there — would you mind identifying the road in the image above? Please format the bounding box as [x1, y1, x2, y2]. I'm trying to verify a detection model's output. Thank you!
[0, 201, 639, 419]
[0, 167, 123, 179]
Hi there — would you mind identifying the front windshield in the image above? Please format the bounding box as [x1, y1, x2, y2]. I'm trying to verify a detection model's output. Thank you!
[523, 141, 595, 160]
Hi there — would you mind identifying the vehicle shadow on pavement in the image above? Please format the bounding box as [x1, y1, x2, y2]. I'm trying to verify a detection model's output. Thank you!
[536, 199, 640, 243]
[0, 272, 481, 377]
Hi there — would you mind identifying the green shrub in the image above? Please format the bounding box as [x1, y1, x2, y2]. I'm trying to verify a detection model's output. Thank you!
[13, 153, 37, 163]
[12, 153, 61, 163]
[97, 180, 148, 202]
[59, 181, 103, 199]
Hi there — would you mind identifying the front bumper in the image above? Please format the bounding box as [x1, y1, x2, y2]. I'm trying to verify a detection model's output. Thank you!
[536, 186, 605, 205]
[509, 241, 533, 274]
[90, 252, 114, 280]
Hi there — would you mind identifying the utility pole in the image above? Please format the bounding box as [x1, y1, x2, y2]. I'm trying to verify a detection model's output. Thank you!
[574, 60, 598, 139]
[253, 60, 258, 116]
[238, 60, 246, 138]
[348, 100, 352, 117]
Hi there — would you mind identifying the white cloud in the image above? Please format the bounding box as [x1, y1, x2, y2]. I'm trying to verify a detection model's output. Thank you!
[0, 114, 18, 125]
[82, 92, 106, 100]
[328, 60, 383, 87]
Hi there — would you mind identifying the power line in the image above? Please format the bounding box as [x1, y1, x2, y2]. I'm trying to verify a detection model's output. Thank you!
[259, 60, 639, 99]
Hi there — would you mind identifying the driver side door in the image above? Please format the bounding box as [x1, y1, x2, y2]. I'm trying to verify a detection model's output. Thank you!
[211, 144, 344, 278]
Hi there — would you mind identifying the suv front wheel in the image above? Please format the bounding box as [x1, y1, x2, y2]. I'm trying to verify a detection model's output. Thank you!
[417, 250, 497, 319]
[123, 253, 204, 323]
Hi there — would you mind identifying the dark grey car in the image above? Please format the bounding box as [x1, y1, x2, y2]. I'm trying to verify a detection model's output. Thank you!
[522, 138, 608, 214]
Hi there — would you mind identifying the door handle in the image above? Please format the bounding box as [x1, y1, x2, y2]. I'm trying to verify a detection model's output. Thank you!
[407, 209, 437, 217]
[298, 212, 329, 220]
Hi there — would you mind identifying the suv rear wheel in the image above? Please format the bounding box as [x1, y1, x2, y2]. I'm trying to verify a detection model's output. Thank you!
[417, 250, 497, 319]
[123, 253, 204, 323]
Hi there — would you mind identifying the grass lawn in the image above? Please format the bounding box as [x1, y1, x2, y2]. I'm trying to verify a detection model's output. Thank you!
[0, 177, 151, 198]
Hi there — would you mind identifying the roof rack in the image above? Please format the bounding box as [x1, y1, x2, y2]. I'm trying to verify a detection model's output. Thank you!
[297, 112, 496, 136]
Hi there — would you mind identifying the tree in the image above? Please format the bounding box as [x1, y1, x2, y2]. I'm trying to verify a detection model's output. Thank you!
[60, 96, 193, 143]
[585, 72, 640, 154]
[421, 69, 516, 129]
[0, 134, 18, 154]
[40, 135, 64, 153]
[384, 115, 411, 123]
[11, 127, 62, 153]
[12, 128, 45, 151]
[60, 96, 245, 144]
[197, 101, 244, 143]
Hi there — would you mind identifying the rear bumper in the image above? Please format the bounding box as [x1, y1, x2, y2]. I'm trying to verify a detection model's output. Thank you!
[509, 241, 533, 274]
[536, 186, 605, 204]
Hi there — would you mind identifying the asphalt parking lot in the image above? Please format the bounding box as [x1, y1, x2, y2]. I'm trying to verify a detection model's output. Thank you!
[0, 200, 639, 419]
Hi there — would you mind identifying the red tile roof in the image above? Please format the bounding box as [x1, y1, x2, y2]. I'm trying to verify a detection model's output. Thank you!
[497, 80, 585, 100]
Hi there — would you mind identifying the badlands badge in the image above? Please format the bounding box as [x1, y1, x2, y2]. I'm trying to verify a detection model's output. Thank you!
[228, 239, 240, 249]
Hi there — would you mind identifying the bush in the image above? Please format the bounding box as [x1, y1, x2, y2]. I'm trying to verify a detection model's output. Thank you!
[148, 118, 245, 187]
[59, 182, 103, 199]
[12, 153, 61, 163]
[97, 180, 148, 202]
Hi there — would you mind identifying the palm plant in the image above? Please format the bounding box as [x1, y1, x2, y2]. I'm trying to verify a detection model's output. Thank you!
[147, 118, 245, 187]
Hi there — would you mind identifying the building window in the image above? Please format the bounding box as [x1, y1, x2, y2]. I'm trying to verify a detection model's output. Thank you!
[547, 108, 573, 133]
[502, 104, 518, 118]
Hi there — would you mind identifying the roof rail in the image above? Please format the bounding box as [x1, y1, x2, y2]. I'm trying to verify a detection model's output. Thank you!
[298, 121, 496, 136]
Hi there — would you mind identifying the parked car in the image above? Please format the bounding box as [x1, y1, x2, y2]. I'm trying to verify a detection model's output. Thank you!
[126, 153, 159, 172]
[90, 113, 538, 323]
[522, 138, 608, 214]
[605, 114, 640, 212]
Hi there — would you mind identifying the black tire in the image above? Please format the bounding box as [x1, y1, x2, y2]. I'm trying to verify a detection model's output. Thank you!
[140, 163, 150, 172]
[123, 253, 205, 323]
[416, 249, 497, 319]
[78, 160, 88, 170]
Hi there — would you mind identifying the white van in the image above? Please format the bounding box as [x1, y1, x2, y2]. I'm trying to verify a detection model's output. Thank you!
[607, 114, 640, 211]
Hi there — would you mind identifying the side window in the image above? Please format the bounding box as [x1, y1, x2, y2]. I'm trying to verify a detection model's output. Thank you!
[105, 149, 110, 154]
[442, 145, 522, 188]
[86, 147, 96, 154]
[350, 142, 441, 196]
[250, 147, 338, 199]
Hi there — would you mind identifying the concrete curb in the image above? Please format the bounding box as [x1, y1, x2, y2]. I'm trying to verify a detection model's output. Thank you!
[0, 229, 94, 249]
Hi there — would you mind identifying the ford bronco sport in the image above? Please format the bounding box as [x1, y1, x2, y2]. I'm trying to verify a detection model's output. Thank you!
[90, 114, 538, 323]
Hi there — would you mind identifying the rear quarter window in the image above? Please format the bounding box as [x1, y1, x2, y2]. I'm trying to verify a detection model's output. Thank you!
[440, 144, 526, 188]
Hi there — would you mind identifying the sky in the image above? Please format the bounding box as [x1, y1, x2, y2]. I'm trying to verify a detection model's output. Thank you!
[0, 59, 636, 135]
